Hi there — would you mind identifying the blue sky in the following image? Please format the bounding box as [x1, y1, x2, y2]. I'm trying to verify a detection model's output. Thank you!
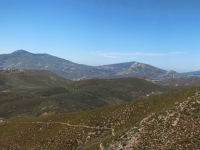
[0, 0, 200, 72]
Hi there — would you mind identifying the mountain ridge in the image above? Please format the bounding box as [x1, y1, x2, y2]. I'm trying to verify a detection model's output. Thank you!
[0, 50, 196, 80]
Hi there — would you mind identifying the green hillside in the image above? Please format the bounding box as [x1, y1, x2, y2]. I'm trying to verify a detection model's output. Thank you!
[0, 69, 71, 89]
[0, 71, 181, 118]
[0, 87, 199, 149]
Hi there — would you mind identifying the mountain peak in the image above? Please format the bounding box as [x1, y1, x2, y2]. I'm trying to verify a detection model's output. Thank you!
[11, 50, 31, 55]
[130, 61, 145, 68]
[166, 70, 180, 75]
[167, 70, 176, 73]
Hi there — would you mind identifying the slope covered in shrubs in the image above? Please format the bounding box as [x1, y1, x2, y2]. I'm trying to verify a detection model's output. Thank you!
[0, 71, 180, 118]
[0, 87, 198, 149]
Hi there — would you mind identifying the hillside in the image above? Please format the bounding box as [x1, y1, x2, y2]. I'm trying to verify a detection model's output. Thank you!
[0, 69, 71, 89]
[0, 87, 198, 149]
[0, 50, 187, 80]
[109, 88, 200, 150]
[0, 71, 179, 118]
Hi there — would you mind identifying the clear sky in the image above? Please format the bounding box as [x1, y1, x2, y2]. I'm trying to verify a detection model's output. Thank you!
[0, 0, 200, 72]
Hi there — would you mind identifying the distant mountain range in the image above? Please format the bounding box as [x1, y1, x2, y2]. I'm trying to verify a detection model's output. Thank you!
[181, 70, 200, 77]
[157, 77, 200, 86]
[0, 50, 199, 80]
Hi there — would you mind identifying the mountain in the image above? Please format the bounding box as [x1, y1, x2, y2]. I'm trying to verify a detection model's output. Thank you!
[159, 70, 182, 79]
[181, 70, 200, 77]
[0, 50, 111, 80]
[97, 62, 166, 79]
[0, 86, 199, 149]
[0, 50, 187, 80]
[98, 62, 183, 80]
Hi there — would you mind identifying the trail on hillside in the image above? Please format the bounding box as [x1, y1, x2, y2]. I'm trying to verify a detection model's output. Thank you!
[2, 120, 113, 130]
